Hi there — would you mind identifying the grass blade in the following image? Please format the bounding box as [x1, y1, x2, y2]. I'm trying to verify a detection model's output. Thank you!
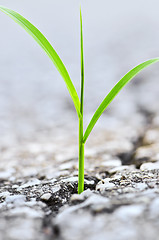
[0, 6, 81, 118]
[83, 58, 159, 143]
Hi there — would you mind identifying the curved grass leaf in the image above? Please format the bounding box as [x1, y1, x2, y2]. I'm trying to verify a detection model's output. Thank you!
[0, 6, 81, 118]
[83, 58, 159, 143]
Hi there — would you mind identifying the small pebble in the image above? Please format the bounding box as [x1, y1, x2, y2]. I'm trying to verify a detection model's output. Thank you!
[12, 185, 19, 189]
[96, 179, 115, 192]
[140, 162, 159, 171]
[40, 193, 52, 201]
[70, 194, 84, 203]
[52, 185, 61, 193]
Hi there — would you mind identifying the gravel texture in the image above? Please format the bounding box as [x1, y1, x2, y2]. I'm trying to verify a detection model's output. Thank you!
[0, 123, 159, 240]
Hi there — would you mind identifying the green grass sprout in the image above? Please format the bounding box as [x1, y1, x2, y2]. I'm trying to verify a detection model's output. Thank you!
[0, 5, 159, 193]
[78, 6, 85, 194]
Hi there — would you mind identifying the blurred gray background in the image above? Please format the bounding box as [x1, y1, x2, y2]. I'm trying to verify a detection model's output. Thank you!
[0, 0, 159, 142]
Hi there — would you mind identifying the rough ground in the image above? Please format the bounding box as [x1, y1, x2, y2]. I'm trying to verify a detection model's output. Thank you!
[1, 111, 159, 240]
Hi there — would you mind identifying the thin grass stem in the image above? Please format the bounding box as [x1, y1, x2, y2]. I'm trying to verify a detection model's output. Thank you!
[78, 117, 84, 194]
[78, 7, 85, 194]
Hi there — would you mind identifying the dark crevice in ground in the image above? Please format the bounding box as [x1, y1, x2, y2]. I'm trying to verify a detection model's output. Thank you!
[40, 175, 99, 238]
[117, 135, 144, 167]
[118, 107, 155, 168]
[39, 176, 98, 214]
[0, 174, 100, 240]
